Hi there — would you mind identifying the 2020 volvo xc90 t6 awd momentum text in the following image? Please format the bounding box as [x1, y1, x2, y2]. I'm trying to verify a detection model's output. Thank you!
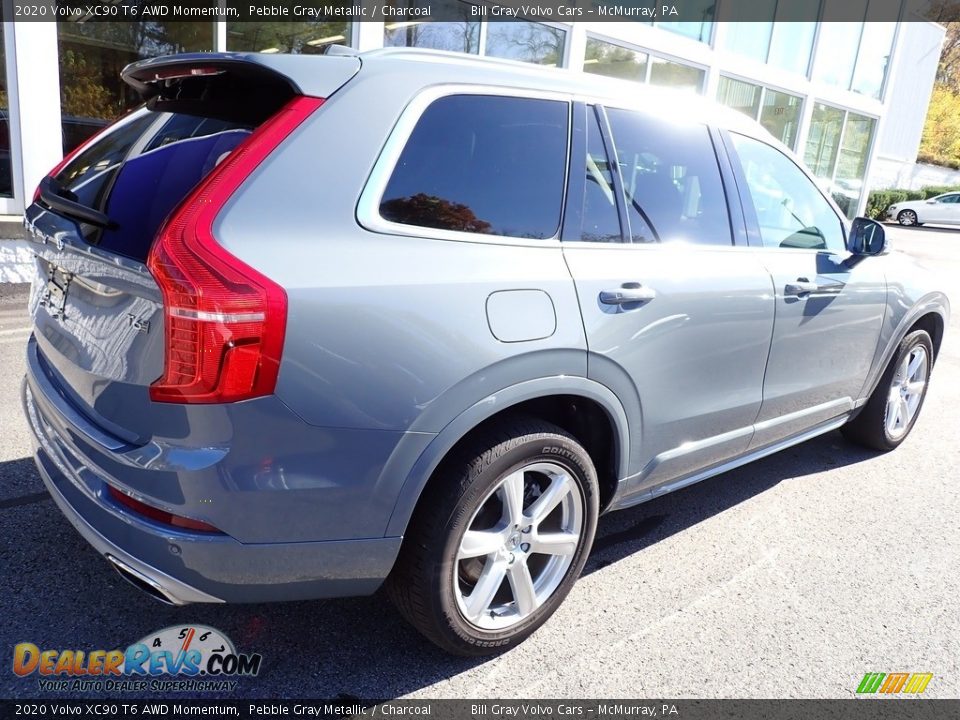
[22, 48, 949, 655]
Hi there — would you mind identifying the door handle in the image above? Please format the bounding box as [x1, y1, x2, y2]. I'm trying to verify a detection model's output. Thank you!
[599, 283, 656, 305]
[784, 277, 843, 297]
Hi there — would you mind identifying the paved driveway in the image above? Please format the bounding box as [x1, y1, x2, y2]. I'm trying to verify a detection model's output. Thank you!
[1, 224, 957, 699]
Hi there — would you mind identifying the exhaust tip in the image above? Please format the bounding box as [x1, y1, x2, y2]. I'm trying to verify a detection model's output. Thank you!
[106, 554, 180, 606]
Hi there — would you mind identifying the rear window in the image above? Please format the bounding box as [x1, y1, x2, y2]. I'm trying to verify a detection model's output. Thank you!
[379, 94, 569, 240]
[48, 111, 254, 262]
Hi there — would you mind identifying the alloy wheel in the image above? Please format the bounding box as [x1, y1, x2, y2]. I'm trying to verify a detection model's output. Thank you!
[898, 210, 918, 226]
[885, 345, 928, 439]
[454, 461, 584, 631]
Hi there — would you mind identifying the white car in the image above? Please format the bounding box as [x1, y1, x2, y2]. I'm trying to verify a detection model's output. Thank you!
[887, 192, 960, 226]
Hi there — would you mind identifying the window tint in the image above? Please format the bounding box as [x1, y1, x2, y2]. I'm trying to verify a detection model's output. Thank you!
[938, 194, 959, 204]
[605, 108, 730, 245]
[730, 133, 845, 253]
[51, 110, 253, 262]
[581, 108, 622, 243]
[380, 95, 568, 239]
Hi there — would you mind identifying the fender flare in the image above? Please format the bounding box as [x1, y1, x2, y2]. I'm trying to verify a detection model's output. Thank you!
[383, 375, 631, 538]
[857, 293, 950, 405]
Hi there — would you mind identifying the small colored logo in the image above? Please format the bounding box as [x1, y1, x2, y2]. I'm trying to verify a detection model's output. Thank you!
[12, 625, 261, 692]
[856, 672, 933, 695]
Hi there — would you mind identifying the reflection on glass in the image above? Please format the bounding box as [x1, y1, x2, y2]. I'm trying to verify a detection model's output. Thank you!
[485, 20, 566, 66]
[58, 20, 214, 152]
[811, 16, 867, 89]
[0, 16, 12, 198]
[384, 21, 479, 53]
[767, 22, 816, 76]
[833, 112, 875, 218]
[583, 38, 647, 83]
[648, 57, 705, 93]
[656, 1, 716, 43]
[851, 22, 896, 99]
[722, 0, 775, 61]
[759, 89, 803, 150]
[717, 76, 762, 119]
[226, 21, 351, 53]
[803, 103, 845, 180]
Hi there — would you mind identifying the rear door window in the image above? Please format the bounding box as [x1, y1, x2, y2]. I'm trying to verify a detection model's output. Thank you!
[47, 111, 253, 262]
[379, 94, 569, 240]
[605, 107, 732, 245]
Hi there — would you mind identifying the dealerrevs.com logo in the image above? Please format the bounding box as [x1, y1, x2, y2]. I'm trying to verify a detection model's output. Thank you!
[12, 625, 262, 692]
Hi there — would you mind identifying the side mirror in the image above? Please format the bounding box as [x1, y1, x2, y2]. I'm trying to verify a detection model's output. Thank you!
[848, 217, 888, 256]
[926, 199, 936, 204]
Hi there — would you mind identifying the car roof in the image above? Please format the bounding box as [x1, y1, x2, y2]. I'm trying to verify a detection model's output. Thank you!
[356, 47, 771, 141]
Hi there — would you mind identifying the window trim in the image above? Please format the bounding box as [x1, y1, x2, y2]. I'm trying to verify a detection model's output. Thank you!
[722, 128, 850, 254]
[356, 84, 573, 247]
[582, 32, 709, 94]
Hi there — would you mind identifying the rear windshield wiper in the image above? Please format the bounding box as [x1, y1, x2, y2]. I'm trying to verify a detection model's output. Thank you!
[38, 176, 116, 229]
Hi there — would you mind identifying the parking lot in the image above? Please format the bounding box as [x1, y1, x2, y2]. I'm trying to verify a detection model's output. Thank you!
[1, 224, 958, 700]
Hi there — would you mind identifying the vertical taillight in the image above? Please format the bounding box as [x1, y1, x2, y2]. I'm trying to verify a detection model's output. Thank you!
[147, 96, 324, 404]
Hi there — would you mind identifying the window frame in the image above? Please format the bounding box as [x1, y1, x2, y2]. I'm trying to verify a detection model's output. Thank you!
[357, 85, 573, 247]
[721, 129, 850, 255]
[582, 32, 709, 94]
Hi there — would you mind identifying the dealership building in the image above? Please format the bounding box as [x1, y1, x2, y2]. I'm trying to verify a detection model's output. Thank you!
[0, 2, 946, 219]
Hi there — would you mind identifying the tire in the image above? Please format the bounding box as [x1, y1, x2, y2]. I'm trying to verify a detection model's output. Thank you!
[897, 209, 920, 226]
[387, 417, 599, 656]
[842, 330, 934, 451]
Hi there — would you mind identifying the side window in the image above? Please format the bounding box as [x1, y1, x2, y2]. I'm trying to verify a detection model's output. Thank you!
[379, 94, 568, 239]
[580, 107, 623, 243]
[730, 133, 845, 253]
[605, 107, 731, 245]
[939, 194, 959, 204]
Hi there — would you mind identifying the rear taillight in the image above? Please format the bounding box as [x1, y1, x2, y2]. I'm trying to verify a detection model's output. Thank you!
[148, 96, 324, 404]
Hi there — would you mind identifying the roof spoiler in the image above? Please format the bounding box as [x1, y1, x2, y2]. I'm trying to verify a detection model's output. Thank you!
[122, 52, 361, 102]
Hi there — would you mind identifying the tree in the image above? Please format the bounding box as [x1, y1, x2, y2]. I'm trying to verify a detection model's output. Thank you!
[920, 84, 960, 163]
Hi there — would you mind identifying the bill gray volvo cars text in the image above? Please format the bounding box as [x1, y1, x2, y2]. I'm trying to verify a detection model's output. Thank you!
[21, 48, 949, 655]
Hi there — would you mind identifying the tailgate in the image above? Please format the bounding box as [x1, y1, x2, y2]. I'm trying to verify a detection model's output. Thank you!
[25, 52, 360, 443]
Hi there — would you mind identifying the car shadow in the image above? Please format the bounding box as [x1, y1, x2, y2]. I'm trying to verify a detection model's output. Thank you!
[0, 430, 879, 700]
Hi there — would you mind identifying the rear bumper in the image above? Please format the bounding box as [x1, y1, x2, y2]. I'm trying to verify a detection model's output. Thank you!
[22, 353, 404, 604]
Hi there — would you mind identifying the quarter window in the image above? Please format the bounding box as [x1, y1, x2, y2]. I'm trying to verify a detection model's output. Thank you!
[580, 108, 623, 243]
[605, 108, 731, 245]
[379, 95, 568, 239]
[730, 133, 845, 253]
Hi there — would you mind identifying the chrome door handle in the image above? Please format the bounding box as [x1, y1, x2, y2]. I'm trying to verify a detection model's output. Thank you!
[599, 283, 656, 305]
[784, 277, 845, 297]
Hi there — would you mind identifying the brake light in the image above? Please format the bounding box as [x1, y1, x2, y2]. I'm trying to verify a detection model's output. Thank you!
[108, 486, 222, 534]
[148, 96, 324, 404]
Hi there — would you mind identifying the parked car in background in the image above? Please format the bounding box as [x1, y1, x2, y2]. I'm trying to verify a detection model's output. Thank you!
[888, 192, 960, 226]
[22, 49, 950, 656]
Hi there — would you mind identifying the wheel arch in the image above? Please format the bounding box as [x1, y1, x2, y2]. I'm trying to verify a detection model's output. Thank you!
[384, 377, 630, 538]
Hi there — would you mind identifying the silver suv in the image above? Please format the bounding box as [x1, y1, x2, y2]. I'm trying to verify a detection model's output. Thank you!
[22, 48, 949, 656]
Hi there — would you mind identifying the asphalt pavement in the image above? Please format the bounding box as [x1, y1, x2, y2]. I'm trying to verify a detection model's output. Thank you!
[1, 225, 958, 699]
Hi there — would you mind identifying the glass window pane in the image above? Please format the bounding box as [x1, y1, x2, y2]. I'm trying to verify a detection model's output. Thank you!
[811, 17, 867, 89]
[717, 76, 762, 120]
[759, 89, 803, 149]
[0, 17, 12, 198]
[584, 38, 647, 83]
[851, 22, 896, 99]
[380, 95, 568, 239]
[803, 102, 845, 180]
[731, 133, 845, 253]
[723, 23, 774, 62]
[606, 108, 731, 245]
[648, 57, 705, 93]
[485, 21, 566, 67]
[384, 5, 479, 54]
[58, 21, 214, 153]
[656, 1, 716, 43]
[581, 109, 624, 243]
[226, 21, 351, 53]
[833, 112, 875, 218]
[767, 1, 818, 75]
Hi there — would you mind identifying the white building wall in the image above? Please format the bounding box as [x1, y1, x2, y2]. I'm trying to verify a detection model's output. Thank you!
[876, 20, 945, 162]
